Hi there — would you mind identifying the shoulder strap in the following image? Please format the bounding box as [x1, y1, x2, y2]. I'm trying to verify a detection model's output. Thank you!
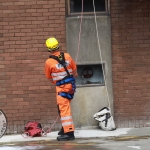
[49, 52, 70, 77]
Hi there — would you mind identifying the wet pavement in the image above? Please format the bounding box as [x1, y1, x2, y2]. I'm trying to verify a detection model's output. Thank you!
[0, 139, 106, 150]
[0, 128, 150, 150]
[0, 136, 150, 150]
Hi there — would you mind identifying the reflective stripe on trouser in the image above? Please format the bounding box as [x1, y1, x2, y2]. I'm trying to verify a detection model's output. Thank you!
[56, 83, 74, 133]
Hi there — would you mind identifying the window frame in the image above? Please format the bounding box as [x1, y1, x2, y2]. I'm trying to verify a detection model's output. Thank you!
[66, 0, 110, 16]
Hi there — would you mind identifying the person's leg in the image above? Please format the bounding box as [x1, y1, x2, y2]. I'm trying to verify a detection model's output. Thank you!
[56, 85, 75, 141]
[57, 102, 75, 141]
[57, 99, 74, 133]
[57, 105, 64, 135]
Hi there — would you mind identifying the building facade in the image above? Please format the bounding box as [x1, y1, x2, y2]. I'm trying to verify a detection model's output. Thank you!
[0, 0, 150, 134]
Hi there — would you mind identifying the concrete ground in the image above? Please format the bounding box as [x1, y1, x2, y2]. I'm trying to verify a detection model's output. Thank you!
[0, 127, 150, 150]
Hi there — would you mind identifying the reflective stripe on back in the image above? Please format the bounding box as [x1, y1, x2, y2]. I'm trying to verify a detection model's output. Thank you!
[51, 69, 73, 77]
[51, 69, 73, 81]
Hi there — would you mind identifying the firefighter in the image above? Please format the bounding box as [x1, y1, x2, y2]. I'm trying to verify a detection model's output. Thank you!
[44, 37, 78, 141]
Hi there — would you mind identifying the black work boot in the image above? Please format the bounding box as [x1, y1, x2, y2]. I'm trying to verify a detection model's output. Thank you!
[57, 131, 75, 141]
[58, 127, 64, 135]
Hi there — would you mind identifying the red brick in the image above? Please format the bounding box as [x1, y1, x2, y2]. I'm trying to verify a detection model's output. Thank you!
[112, 0, 150, 127]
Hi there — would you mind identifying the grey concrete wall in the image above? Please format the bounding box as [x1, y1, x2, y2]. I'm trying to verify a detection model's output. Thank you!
[66, 16, 113, 128]
[71, 86, 109, 128]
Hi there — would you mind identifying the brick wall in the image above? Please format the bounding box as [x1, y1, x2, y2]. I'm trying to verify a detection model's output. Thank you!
[111, 0, 150, 127]
[0, 0, 66, 134]
[1, 0, 150, 134]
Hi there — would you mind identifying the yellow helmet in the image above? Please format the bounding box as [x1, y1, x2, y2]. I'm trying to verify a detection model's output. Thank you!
[46, 37, 59, 51]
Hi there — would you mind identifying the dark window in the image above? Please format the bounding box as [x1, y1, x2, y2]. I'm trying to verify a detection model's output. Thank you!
[68, 0, 107, 15]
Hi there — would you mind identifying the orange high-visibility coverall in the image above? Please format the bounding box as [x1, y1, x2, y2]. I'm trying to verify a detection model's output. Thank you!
[45, 51, 77, 133]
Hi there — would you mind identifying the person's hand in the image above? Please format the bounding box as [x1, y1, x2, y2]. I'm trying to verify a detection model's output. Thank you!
[73, 70, 78, 77]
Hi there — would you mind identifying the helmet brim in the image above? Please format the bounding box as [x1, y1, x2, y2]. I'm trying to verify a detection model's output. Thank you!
[47, 46, 59, 52]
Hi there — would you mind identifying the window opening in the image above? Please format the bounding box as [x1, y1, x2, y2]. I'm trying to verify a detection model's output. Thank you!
[76, 64, 105, 87]
[67, 0, 108, 15]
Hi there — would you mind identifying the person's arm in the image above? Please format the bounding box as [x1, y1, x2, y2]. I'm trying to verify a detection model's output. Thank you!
[72, 70, 78, 78]
[65, 53, 78, 78]
[70, 57, 78, 78]
[44, 60, 53, 83]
